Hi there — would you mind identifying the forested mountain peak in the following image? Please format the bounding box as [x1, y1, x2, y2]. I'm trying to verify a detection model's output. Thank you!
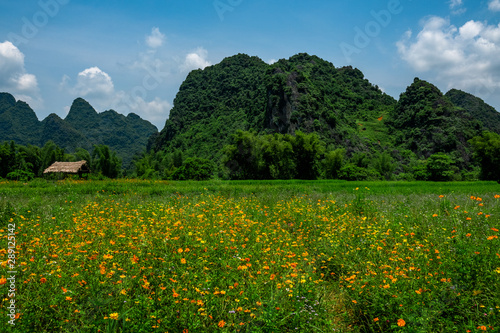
[0, 92, 17, 110]
[0, 92, 40, 145]
[154, 52, 397, 158]
[0, 95, 158, 167]
[154, 53, 269, 156]
[445, 88, 500, 134]
[388, 78, 482, 163]
[65, 97, 100, 129]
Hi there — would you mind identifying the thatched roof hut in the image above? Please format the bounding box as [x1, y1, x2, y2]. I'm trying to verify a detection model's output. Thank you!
[43, 161, 91, 176]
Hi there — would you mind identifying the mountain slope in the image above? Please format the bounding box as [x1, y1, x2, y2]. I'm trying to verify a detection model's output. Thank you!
[0, 92, 41, 145]
[445, 89, 500, 135]
[154, 53, 397, 160]
[265, 53, 396, 149]
[0, 93, 158, 166]
[388, 78, 483, 165]
[154, 53, 269, 159]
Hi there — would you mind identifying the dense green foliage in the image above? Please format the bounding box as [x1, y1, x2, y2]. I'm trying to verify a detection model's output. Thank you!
[3, 53, 500, 182]
[265, 53, 396, 150]
[388, 78, 483, 165]
[170, 157, 215, 180]
[148, 54, 498, 181]
[0, 140, 123, 180]
[446, 89, 500, 135]
[0, 93, 157, 167]
[154, 54, 269, 160]
[469, 131, 500, 181]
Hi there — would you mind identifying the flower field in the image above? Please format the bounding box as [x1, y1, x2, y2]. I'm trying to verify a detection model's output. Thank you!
[0, 180, 499, 332]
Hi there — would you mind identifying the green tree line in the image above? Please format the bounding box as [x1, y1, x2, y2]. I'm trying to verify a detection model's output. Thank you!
[132, 130, 499, 182]
[0, 141, 122, 181]
[2, 131, 499, 183]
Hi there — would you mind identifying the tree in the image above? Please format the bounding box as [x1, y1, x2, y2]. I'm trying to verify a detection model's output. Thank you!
[469, 131, 500, 181]
[290, 131, 324, 180]
[170, 157, 214, 181]
[323, 148, 345, 179]
[426, 152, 455, 181]
[92, 144, 122, 178]
[372, 152, 395, 180]
[222, 130, 263, 180]
[261, 134, 296, 179]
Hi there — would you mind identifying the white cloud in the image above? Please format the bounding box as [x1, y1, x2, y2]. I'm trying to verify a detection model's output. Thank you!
[397, 17, 500, 102]
[121, 96, 172, 125]
[182, 47, 211, 72]
[489, 0, 500, 11]
[0, 41, 42, 107]
[449, 0, 466, 15]
[146, 27, 166, 49]
[75, 66, 115, 98]
[267, 59, 278, 65]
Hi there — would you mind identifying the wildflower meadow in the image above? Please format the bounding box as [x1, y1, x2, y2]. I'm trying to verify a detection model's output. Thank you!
[0, 179, 499, 332]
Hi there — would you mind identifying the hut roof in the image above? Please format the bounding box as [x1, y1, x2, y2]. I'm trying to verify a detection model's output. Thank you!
[43, 161, 90, 174]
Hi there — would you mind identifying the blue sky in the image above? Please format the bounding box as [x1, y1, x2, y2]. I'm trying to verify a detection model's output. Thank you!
[1, 0, 500, 129]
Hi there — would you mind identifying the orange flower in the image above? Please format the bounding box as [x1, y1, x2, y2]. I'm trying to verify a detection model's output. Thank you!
[218, 320, 226, 327]
[177, 248, 183, 254]
[270, 274, 276, 280]
[352, 300, 357, 304]
[65, 296, 72, 301]
[40, 277, 47, 284]
[0, 277, 6, 285]
[373, 317, 379, 322]
[180, 258, 186, 264]
[477, 326, 487, 331]
[131, 255, 139, 264]
[397, 319, 405, 327]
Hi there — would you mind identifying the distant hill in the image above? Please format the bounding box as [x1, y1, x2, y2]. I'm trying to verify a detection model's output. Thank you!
[387, 78, 483, 167]
[154, 53, 269, 160]
[154, 53, 396, 158]
[0, 93, 158, 166]
[445, 89, 500, 135]
[153, 53, 498, 171]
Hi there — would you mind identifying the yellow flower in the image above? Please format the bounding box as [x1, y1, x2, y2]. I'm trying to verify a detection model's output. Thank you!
[109, 313, 119, 320]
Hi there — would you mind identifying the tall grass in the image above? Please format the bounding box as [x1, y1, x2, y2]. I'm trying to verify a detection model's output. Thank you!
[0, 179, 499, 332]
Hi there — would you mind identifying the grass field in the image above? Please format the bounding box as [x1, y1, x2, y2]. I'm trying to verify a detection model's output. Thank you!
[1, 179, 499, 332]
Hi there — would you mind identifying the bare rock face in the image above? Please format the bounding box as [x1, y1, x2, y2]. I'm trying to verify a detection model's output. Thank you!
[265, 69, 299, 135]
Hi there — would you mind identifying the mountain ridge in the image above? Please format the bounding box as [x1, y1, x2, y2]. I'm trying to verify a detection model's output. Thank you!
[153, 52, 499, 174]
[0, 93, 158, 166]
